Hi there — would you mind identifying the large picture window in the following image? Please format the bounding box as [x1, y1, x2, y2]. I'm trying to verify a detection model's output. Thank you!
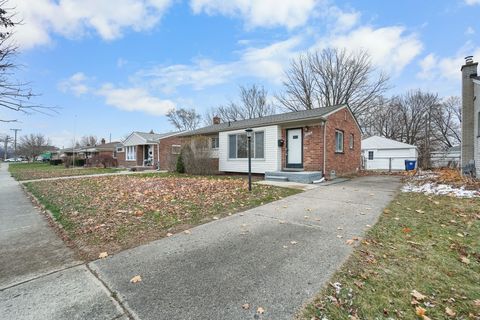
[228, 131, 265, 159]
[126, 146, 136, 161]
[335, 130, 344, 153]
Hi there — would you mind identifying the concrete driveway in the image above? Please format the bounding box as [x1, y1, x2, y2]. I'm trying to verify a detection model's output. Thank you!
[90, 175, 401, 320]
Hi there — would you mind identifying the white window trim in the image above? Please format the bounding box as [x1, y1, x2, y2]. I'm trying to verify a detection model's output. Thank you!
[228, 131, 265, 160]
[335, 130, 344, 153]
[171, 144, 181, 155]
[126, 146, 136, 161]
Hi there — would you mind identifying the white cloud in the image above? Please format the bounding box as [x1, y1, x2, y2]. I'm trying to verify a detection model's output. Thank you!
[417, 45, 480, 81]
[465, 0, 480, 5]
[11, 0, 173, 49]
[96, 84, 175, 115]
[465, 26, 475, 35]
[58, 72, 90, 96]
[323, 26, 423, 74]
[135, 37, 302, 93]
[190, 0, 316, 29]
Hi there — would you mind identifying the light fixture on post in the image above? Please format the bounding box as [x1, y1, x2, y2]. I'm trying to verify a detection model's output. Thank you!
[245, 128, 253, 191]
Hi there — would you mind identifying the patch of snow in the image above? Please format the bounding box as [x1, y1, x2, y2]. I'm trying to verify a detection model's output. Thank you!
[402, 182, 480, 198]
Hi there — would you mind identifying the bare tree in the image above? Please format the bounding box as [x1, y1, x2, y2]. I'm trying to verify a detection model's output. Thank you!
[0, 1, 54, 122]
[79, 135, 98, 147]
[277, 48, 389, 120]
[276, 53, 317, 111]
[208, 84, 276, 123]
[166, 108, 201, 131]
[431, 96, 461, 149]
[18, 133, 51, 161]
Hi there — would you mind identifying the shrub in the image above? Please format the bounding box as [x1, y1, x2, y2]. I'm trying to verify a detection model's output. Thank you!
[87, 154, 117, 168]
[176, 151, 185, 173]
[63, 157, 85, 168]
[49, 159, 63, 166]
[181, 136, 217, 175]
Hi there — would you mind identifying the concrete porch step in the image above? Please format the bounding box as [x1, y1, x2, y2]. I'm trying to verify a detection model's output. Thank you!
[264, 171, 323, 184]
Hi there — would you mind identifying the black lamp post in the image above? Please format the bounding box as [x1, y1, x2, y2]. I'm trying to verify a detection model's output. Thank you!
[245, 128, 253, 191]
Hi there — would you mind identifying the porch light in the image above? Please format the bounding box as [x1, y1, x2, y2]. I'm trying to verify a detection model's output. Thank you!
[245, 128, 253, 191]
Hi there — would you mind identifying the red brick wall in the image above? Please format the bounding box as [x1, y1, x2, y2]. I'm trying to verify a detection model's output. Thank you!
[280, 108, 361, 178]
[159, 136, 183, 170]
[324, 108, 361, 178]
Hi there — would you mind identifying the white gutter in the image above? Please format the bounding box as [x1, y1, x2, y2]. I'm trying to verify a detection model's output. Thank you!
[323, 119, 327, 177]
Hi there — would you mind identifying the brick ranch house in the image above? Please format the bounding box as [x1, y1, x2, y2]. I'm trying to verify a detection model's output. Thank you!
[117, 131, 182, 169]
[80, 139, 121, 166]
[173, 104, 361, 182]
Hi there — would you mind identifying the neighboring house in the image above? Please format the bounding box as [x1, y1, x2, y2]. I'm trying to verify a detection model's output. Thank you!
[461, 56, 480, 177]
[431, 145, 461, 168]
[117, 131, 182, 168]
[175, 104, 361, 182]
[79, 139, 121, 167]
[361, 136, 418, 171]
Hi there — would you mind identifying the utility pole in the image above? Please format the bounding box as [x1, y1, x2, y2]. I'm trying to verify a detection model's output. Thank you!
[10, 128, 21, 161]
[3, 135, 9, 161]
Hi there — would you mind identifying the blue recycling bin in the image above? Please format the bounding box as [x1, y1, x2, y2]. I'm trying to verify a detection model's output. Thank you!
[404, 160, 416, 171]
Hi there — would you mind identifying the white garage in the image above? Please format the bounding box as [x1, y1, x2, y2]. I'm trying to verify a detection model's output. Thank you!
[361, 136, 418, 171]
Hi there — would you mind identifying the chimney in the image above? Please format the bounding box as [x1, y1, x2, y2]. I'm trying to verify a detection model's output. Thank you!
[461, 55, 478, 170]
[101, 138, 106, 145]
[213, 116, 221, 125]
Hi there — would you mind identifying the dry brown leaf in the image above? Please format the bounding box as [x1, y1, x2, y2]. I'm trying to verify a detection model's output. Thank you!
[460, 256, 470, 264]
[456, 233, 464, 237]
[445, 307, 456, 317]
[411, 290, 427, 301]
[415, 306, 426, 317]
[212, 216, 219, 220]
[241, 303, 250, 309]
[130, 275, 142, 283]
[383, 209, 391, 214]
[257, 307, 265, 314]
[474, 299, 480, 307]
[98, 252, 108, 259]
[415, 209, 425, 214]
[346, 239, 355, 245]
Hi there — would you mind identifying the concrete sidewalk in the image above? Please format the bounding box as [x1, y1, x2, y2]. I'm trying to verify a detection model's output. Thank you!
[0, 163, 126, 319]
[90, 175, 401, 320]
[19, 169, 164, 183]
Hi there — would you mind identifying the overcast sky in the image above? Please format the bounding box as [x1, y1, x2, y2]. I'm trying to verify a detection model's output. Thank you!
[1, 0, 479, 147]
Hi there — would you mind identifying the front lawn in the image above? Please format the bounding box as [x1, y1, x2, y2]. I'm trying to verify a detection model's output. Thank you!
[9, 162, 121, 181]
[25, 174, 300, 259]
[301, 192, 480, 319]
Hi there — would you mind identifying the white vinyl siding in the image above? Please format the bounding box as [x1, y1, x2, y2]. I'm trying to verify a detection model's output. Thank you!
[219, 125, 280, 173]
[363, 147, 418, 170]
[126, 146, 136, 161]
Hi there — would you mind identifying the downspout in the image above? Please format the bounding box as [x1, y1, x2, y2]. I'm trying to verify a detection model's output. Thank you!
[157, 142, 160, 170]
[323, 119, 327, 177]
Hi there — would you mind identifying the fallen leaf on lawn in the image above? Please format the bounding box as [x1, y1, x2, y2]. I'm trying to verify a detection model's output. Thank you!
[290, 241, 298, 245]
[257, 307, 265, 314]
[433, 201, 440, 205]
[166, 232, 173, 237]
[394, 217, 400, 221]
[460, 256, 470, 264]
[184, 230, 191, 234]
[98, 252, 108, 259]
[241, 303, 250, 309]
[346, 239, 355, 245]
[456, 233, 464, 237]
[212, 216, 219, 220]
[415, 306, 426, 317]
[445, 307, 456, 317]
[411, 299, 419, 305]
[384, 209, 391, 214]
[134, 210, 144, 217]
[402, 227, 412, 233]
[411, 290, 427, 301]
[415, 209, 425, 214]
[474, 299, 480, 307]
[130, 275, 142, 283]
